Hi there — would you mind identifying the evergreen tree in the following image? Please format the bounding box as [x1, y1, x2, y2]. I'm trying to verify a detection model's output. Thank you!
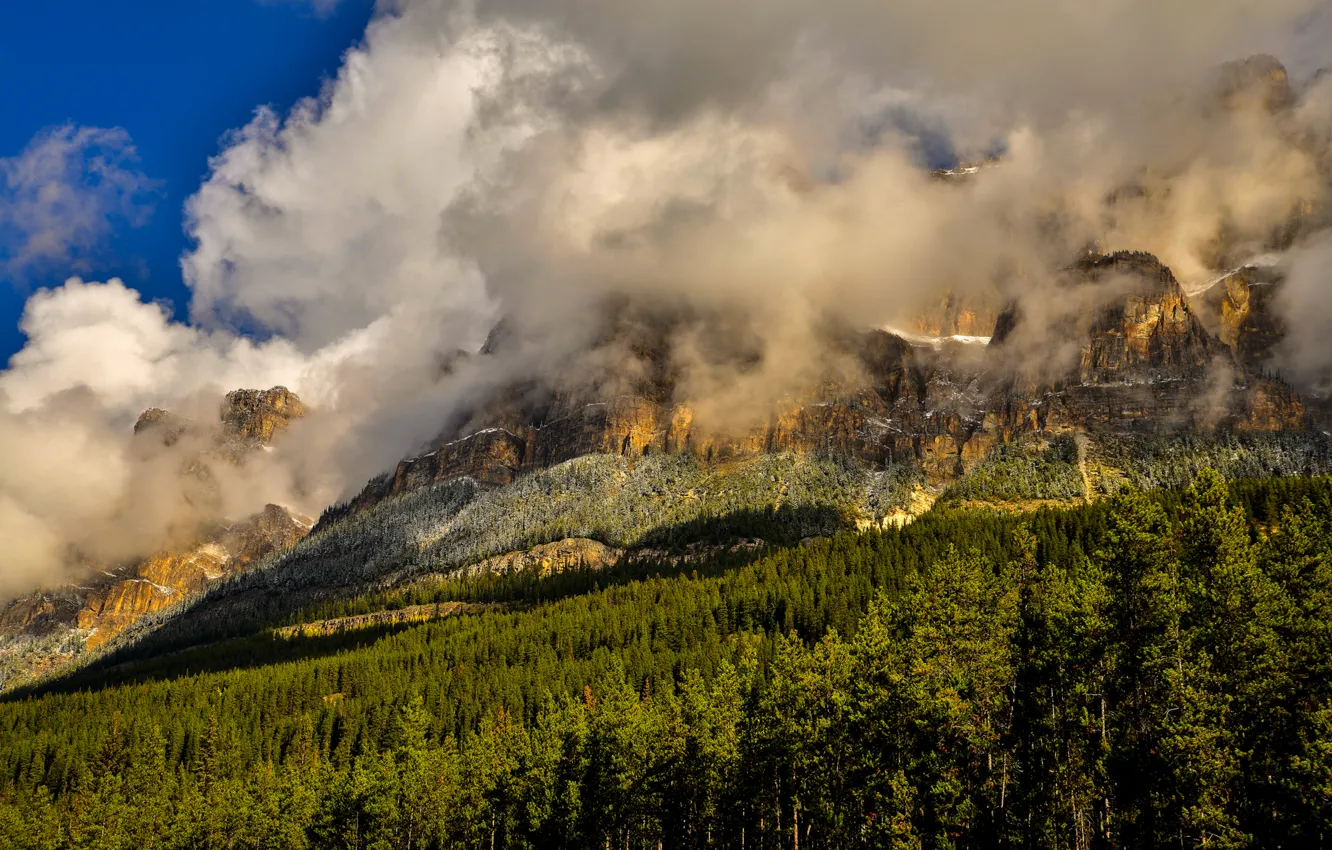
[1098, 488, 1183, 845]
[1, 471, 1332, 847]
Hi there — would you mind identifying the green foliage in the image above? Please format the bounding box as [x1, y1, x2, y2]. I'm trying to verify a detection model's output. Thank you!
[1095, 430, 1332, 492]
[942, 436, 1085, 503]
[2, 474, 1332, 847]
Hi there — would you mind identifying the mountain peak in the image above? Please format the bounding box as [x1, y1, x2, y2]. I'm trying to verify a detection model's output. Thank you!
[1215, 54, 1296, 113]
[221, 387, 307, 445]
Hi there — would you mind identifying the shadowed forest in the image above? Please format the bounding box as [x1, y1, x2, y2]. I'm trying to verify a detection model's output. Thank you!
[2, 472, 1331, 848]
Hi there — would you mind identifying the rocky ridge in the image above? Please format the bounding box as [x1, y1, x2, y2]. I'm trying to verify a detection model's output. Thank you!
[38, 252, 1330, 680]
[337, 252, 1307, 523]
[1196, 264, 1287, 374]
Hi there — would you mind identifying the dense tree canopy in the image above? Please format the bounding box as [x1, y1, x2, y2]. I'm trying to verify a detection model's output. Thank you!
[2, 472, 1332, 848]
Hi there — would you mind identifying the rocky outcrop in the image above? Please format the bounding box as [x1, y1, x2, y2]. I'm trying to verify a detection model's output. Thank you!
[332, 323, 995, 517]
[133, 408, 190, 445]
[81, 504, 310, 649]
[910, 292, 1002, 339]
[1072, 253, 1218, 384]
[459, 538, 624, 578]
[0, 504, 312, 672]
[990, 253, 1304, 436]
[338, 252, 1308, 519]
[106, 510, 302, 642]
[273, 602, 494, 639]
[133, 386, 307, 458]
[1197, 267, 1286, 373]
[222, 387, 307, 446]
[1215, 54, 1297, 114]
[0, 590, 84, 637]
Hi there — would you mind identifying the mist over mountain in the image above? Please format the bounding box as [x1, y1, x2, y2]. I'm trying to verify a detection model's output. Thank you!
[2, 0, 1332, 608]
[0, 0, 1331, 671]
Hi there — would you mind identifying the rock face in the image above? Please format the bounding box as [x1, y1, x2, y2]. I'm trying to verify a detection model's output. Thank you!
[0, 389, 312, 690]
[222, 387, 307, 445]
[274, 602, 492, 639]
[132, 386, 307, 457]
[458, 538, 624, 578]
[1197, 267, 1286, 373]
[0, 504, 311, 687]
[133, 408, 190, 445]
[71, 505, 312, 650]
[1215, 54, 1297, 114]
[336, 252, 1308, 519]
[331, 324, 991, 519]
[989, 253, 1303, 437]
[1071, 253, 1217, 384]
[910, 292, 1002, 339]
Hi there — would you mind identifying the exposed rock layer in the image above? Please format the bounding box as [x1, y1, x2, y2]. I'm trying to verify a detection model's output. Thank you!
[338, 252, 1306, 521]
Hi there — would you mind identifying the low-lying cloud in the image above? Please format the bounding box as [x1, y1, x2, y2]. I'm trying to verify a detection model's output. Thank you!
[3, 0, 1332, 599]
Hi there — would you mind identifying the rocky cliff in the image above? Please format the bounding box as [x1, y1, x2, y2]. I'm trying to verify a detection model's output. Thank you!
[1196, 266, 1287, 373]
[334, 252, 1307, 522]
[0, 503, 311, 688]
[909, 291, 1002, 339]
[69, 504, 311, 651]
[988, 252, 1303, 437]
[1215, 53, 1297, 115]
[132, 385, 306, 455]
[329, 324, 989, 519]
[221, 387, 308, 445]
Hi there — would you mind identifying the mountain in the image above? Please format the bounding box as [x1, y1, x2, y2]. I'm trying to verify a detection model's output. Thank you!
[7, 46, 1332, 846]
[0, 388, 311, 690]
[57, 250, 1327, 669]
[344, 251, 1305, 517]
[2, 251, 1326, 689]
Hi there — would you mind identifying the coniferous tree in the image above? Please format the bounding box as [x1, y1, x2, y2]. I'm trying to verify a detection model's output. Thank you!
[1098, 488, 1183, 845]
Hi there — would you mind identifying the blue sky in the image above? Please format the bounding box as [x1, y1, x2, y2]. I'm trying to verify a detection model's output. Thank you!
[0, 0, 375, 361]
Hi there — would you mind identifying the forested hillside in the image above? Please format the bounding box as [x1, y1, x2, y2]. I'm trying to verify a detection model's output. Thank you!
[86, 430, 1332, 675]
[2, 471, 1331, 848]
[89, 452, 921, 661]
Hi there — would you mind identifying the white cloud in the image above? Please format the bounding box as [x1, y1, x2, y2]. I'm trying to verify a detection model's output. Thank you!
[182, 17, 504, 352]
[0, 125, 158, 285]
[2, 0, 1332, 599]
[0, 276, 352, 598]
[1, 278, 316, 420]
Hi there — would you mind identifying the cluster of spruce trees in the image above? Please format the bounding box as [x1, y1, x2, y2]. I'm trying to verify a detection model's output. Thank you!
[2, 471, 1331, 848]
